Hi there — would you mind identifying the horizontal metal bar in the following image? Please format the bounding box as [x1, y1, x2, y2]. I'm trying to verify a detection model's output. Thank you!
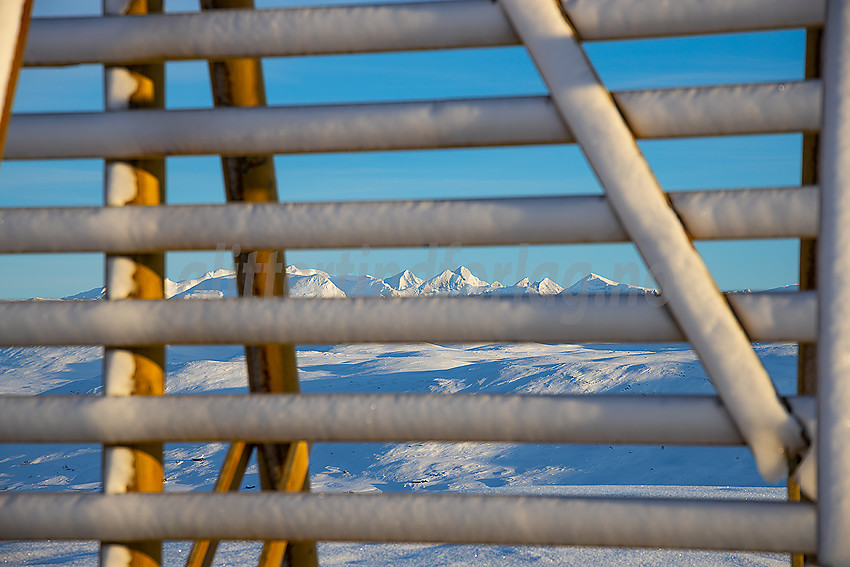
[0, 492, 816, 552]
[0, 394, 814, 445]
[0, 187, 818, 254]
[3, 82, 819, 160]
[0, 292, 815, 346]
[22, 0, 824, 67]
[561, 0, 824, 41]
[669, 186, 818, 240]
[25, 1, 518, 66]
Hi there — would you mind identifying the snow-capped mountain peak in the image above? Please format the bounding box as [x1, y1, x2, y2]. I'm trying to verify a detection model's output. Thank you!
[414, 267, 492, 296]
[530, 277, 564, 295]
[416, 269, 463, 295]
[166, 268, 233, 298]
[383, 269, 424, 291]
[63, 267, 661, 300]
[454, 266, 488, 287]
[567, 273, 655, 295]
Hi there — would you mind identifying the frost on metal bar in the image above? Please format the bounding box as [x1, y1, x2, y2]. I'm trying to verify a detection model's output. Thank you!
[0, 394, 818, 446]
[25, 1, 519, 66]
[22, 0, 824, 66]
[498, 0, 806, 482]
[0, 292, 816, 346]
[816, 0, 850, 562]
[0, 187, 818, 253]
[3, 82, 819, 160]
[0, 492, 816, 553]
[561, 0, 824, 40]
[615, 81, 820, 140]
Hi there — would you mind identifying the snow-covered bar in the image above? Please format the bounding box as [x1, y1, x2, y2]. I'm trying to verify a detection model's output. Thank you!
[0, 187, 818, 254]
[3, 82, 819, 160]
[0, 394, 814, 445]
[0, 491, 816, 553]
[23, 0, 824, 66]
[816, 0, 850, 562]
[0, 292, 815, 346]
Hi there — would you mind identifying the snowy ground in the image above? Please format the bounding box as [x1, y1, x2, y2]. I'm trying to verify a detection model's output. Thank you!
[0, 339, 796, 566]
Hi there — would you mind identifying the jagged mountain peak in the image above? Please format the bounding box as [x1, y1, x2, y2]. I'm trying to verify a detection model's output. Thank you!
[578, 273, 618, 285]
[567, 273, 655, 295]
[384, 269, 422, 289]
[63, 266, 660, 300]
[453, 266, 487, 286]
[416, 266, 492, 295]
[530, 277, 564, 295]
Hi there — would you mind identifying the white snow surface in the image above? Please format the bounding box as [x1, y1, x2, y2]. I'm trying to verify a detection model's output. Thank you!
[2, 271, 796, 565]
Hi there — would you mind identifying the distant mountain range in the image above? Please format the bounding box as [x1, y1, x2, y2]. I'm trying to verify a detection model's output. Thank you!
[67, 266, 657, 300]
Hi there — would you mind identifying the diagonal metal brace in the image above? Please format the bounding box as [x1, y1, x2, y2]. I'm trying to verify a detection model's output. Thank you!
[498, 0, 808, 482]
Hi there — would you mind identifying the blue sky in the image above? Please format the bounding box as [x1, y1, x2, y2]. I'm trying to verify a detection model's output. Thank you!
[0, 0, 806, 298]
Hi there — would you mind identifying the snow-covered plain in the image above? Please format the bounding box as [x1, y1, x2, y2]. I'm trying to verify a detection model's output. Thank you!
[1, 268, 794, 565]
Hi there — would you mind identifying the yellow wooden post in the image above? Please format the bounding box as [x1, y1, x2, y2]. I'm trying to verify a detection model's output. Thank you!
[185, 2, 318, 566]
[101, 1, 166, 566]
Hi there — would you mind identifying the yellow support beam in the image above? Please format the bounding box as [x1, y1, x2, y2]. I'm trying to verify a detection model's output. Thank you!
[186, 2, 317, 566]
[186, 441, 254, 567]
[101, 1, 166, 566]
